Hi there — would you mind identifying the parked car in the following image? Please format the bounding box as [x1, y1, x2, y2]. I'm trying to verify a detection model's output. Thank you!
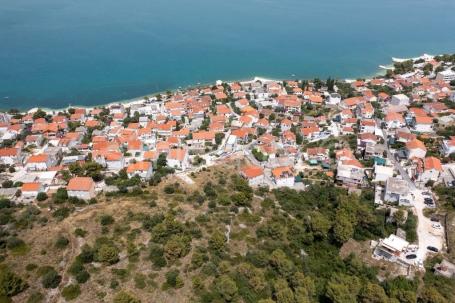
[430, 217, 439, 222]
[406, 254, 417, 259]
[422, 192, 432, 196]
[427, 246, 439, 252]
[424, 198, 433, 203]
[432, 223, 442, 229]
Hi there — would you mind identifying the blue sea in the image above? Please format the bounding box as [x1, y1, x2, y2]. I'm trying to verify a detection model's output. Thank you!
[0, 0, 454, 110]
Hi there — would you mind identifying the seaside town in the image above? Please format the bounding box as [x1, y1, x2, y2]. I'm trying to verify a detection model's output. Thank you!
[2, 53, 455, 302]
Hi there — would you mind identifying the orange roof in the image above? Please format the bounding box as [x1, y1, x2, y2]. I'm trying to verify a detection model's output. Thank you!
[144, 150, 158, 160]
[127, 161, 151, 173]
[342, 159, 364, 168]
[193, 131, 215, 141]
[168, 148, 187, 161]
[272, 166, 293, 179]
[241, 165, 264, 179]
[27, 154, 48, 163]
[415, 116, 433, 124]
[67, 177, 94, 191]
[385, 112, 404, 122]
[424, 157, 442, 171]
[406, 139, 427, 151]
[0, 148, 18, 157]
[21, 182, 41, 192]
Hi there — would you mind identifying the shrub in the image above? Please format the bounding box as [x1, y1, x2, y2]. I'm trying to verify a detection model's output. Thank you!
[100, 214, 114, 226]
[41, 269, 61, 289]
[53, 188, 68, 203]
[36, 192, 48, 202]
[26, 291, 44, 303]
[74, 228, 87, 237]
[75, 270, 90, 284]
[61, 284, 80, 301]
[6, 237, 25, 250]
[55, 235, 69, 249]
[25, 263, 38, 272]
[113, 291, 141, 303]
[165, 270, 183, 288]
[0, 265, 27, 297]
[163, 185, 175, 194]
[134, 273, 147, 289]
[1, 180, 13, 188]
[96, 244, 119, 264]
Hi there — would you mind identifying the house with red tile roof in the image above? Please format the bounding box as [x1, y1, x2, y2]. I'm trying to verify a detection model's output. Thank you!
[25, 154, 52, 171]
[0, 147, 22, 165]
[385, 112, 405, 129]
[419, 157, 443, 184]
[167, 148, 189, 170]
[127, 161, 153, 180]
[67, 177, 96, 200]
[405, 139, 427, 159]
[240, 165, 265, 186]
[271, 166, 294, 188]
[413, 116, 434, 133]
[21, 182, 45, 200]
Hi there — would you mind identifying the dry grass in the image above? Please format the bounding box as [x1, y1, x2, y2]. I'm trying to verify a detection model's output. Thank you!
[8, 163, 254, 303]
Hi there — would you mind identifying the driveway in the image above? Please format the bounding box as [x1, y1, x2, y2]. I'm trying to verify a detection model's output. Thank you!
[380, 125, 444, 266]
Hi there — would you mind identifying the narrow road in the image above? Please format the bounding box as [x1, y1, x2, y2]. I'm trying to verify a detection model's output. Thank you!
[380, 125, 443, 266]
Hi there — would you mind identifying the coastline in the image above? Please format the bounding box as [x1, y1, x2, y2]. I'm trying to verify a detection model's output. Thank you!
[18, 54, 427, 114]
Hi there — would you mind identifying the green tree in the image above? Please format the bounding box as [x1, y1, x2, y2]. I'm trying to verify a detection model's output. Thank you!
[113, 291, 141, 303]
[41, 269, 61, 289]
[61, 284, 80, 301]
[333, 211, 354, 243]
[164, 234, 191, 261]
[209, 230, 226, 253]
[96, 244, 119, 264]
[310, 212, 331, 239]
[36, 192, 48, 201]
[419, 287, 447, 303]
[274, 279, 294, 303]
[269, 249, 295, 278]
[216, 275, 238, 302]
[326, 274, 361, 303]
[360, 283, 389, 303]
[0, 265, 27, 298]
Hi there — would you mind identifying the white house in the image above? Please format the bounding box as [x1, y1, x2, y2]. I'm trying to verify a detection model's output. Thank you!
[67, 177, 96, 200]
[326, 93, 341, 105]
[441, 137, 455, 156]
[384, 177, 410, 204]
[385, 112, 405, 129]
[413, 116, 434, 133]
[271, 166, 294, 188]
[373, 165, 394, 183]
[94, 151, 125, 172]
[167, 148, 189, 170]
[240, 165, 265, 187]
[0, 148, 22, 165]
[21, 182, 45, 201]
[391, 94, 410, 106]
[126, 161, 153, 180]
[419, 157, 443, 184]
[436, 69, 455, 83]
[405, 139, 427, 159]
[336, 160, 366, 186]
[25, 154, 52, 171]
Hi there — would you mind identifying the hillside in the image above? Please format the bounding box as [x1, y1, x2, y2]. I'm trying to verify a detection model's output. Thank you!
[0, 164, 454, 303]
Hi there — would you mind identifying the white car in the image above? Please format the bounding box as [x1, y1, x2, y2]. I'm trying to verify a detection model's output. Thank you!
[432, 223, 442, 229]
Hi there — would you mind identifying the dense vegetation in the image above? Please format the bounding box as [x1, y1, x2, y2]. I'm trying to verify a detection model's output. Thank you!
[0, 168, 454, 302]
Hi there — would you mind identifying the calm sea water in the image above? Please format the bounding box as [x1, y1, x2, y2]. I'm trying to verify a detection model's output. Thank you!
[1, 0, 454, 109]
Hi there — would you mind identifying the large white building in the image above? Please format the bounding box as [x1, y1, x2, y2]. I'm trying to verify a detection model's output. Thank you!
[436, 69, 455, 83]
